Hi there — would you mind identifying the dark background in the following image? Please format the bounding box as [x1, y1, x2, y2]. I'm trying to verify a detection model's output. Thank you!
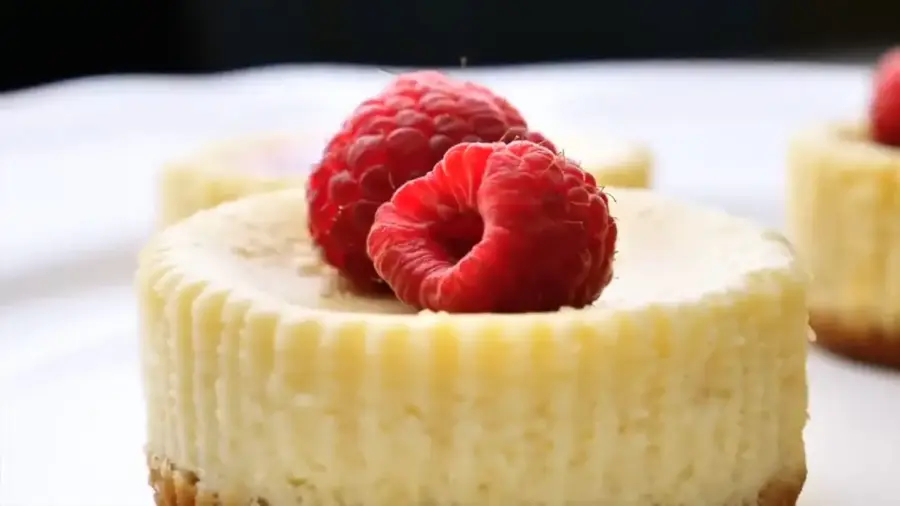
[0, 0, 897, 92]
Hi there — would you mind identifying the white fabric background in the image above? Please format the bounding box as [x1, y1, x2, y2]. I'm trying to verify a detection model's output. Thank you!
[0, 63, 893, 505]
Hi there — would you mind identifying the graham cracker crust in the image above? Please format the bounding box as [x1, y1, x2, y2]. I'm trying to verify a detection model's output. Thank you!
[148, 454, 805, 506]
[810, 312, 900, 369]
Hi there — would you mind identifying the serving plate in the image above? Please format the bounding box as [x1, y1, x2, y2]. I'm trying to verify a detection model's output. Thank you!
[1, 62, 897, 505]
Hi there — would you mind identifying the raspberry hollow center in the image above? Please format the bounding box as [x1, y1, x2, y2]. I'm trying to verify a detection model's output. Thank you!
[429, 211, 484, 263]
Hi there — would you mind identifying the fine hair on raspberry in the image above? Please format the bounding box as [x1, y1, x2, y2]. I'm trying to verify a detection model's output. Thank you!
[367, 140, 618, 313]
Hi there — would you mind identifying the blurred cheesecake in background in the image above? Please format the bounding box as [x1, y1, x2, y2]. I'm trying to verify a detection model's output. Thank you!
[157, 132, 319, 227]
[785, 49, 900, 368]
[787, 121, 900, 368]
[156, 131, 653, 226]
[555, 133, 654, 189]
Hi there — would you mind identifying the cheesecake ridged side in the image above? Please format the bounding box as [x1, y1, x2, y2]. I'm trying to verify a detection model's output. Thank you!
[786, 122, 900, 366]
[137, 191, 807, 506]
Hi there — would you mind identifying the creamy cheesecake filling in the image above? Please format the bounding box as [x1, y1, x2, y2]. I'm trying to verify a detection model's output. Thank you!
[139, 188, 808, 505]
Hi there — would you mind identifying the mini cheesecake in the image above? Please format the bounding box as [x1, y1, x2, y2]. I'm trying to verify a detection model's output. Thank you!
[157, 133, 317, 227]
[787, 121, 900, 367]
[557, 134, 653, 189]
[156, 133, 653, 227]
[138, 187, 808, 506]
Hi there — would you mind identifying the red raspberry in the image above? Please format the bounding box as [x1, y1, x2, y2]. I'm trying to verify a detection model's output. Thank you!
[382, 70, 458, 92]
[871, 48, 900, 147]
[307, 72, 554, 292]
[367, 140, 618, 313]
[384, 70, 525, 123]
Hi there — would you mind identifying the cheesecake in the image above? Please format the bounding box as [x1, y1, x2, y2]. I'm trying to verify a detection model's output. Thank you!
[156, 133, 653, 227]
[138, 187, 808, 506]
[787, 121, 900, 367]
[556, 134, 653, 189]
[157, 133, 317, 227]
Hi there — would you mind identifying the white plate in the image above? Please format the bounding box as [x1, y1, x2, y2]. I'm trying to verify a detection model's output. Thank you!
[1, 62, 898, 505]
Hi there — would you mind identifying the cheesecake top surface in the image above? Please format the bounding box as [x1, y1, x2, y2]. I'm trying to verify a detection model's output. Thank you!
[146, 187, 796, 321]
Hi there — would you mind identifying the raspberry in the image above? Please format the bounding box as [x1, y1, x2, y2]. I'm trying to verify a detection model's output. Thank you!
[367, 140, 618, 313]
[384, 70, 525, 123]
[870, 48, 900, 147]
[382, 70, 458, 93]
[307, 72, 554, 292]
